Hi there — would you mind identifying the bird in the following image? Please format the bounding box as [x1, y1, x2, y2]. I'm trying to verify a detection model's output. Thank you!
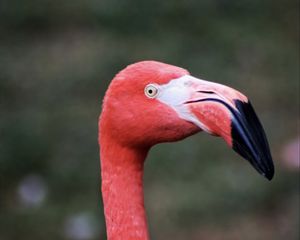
[98, 61, 274, 240]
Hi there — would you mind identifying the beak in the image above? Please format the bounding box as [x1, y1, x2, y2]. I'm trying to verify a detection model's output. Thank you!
[157, 75, 274, 180]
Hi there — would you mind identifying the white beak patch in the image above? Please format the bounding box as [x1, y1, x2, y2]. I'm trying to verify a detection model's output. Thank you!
[156, 75, 213, 133]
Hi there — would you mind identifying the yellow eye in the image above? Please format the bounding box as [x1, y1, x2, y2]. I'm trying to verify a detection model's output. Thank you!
[144, 84, 159, 98]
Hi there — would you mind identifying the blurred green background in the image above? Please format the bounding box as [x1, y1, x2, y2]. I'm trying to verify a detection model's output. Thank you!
[0, 0, 299, 239]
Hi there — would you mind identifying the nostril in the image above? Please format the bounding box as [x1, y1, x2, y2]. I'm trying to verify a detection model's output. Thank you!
[198, 90, 215, 94]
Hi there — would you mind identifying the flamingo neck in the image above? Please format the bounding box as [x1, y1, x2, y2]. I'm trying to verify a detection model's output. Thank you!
[100, 138, 149, 240]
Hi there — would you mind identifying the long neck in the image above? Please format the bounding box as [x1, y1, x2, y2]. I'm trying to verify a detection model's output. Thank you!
[100, 137, 149, 240]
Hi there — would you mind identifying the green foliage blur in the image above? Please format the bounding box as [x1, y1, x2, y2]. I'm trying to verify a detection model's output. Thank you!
[0, 0, 299, 239]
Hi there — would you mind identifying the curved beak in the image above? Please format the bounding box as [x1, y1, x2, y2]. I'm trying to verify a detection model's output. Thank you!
[157, 75, 274, 180]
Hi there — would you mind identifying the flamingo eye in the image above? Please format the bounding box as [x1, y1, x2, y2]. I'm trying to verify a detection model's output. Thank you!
[144, 84, 159, 98]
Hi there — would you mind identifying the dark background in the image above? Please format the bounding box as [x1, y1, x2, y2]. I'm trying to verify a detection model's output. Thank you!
[0, 0, 299, 239]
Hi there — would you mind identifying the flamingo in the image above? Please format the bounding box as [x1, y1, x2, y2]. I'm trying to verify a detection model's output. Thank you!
[98, 61, 274, 240]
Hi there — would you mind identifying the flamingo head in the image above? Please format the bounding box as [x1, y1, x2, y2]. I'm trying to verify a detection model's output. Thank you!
[100, 61, 274, 180]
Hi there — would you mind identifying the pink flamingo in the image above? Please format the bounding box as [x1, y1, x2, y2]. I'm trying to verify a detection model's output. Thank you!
[99, 61, 274, 240]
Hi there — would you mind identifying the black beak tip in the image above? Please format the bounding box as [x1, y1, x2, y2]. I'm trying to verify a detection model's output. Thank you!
[259, 162, 274, 181]
[232, 140, 275, 181]
[265, 171, 274, 181]
[231, 100, 275, 181]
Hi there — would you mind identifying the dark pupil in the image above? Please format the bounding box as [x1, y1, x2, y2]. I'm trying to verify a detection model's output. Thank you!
[148, 89, 153, 94]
